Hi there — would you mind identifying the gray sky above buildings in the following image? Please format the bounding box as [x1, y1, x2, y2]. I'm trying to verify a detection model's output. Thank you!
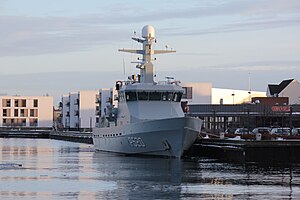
[0, 0, 300, 104]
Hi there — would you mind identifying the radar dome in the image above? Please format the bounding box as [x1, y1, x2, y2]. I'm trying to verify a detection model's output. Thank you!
[142, 25, 155, 39]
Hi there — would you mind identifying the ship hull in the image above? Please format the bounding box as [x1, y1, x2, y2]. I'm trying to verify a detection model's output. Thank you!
[92, 117, 202, 158]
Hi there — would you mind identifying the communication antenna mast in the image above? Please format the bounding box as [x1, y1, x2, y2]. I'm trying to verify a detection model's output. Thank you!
[119, 25, 176, 83]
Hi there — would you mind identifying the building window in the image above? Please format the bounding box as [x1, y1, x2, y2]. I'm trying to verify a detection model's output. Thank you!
[14, 109, 18, 117]
[3, 109, 7, 117]
[30, 109, 34, 117]
[182, 87, 193, 99]
[30, 109, 38, 117]
[33, 99, 38, 107]
[30, 118, 38, 126]
[20, 109, 25, 117]
[3, 119, 6, 126]
[3, 99, 11, 107]
[22, 119, 26, 126]
[21, 99, 26, 107]
[15, 99, 19, 107]
[96, 94, 100, 103]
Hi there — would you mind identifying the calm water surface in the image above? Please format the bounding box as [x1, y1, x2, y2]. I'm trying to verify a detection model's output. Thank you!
[1, 138, 300, 200]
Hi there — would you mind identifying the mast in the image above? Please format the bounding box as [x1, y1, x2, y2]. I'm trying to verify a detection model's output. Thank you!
[119, 25, 176, 83]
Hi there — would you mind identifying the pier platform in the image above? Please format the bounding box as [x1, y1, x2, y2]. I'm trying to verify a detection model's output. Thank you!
[187, 137, 300, 163]
[0, 129, 50, 138]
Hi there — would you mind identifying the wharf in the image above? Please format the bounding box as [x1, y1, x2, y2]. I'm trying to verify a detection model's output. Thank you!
[188, 137, 300, 163]
[2, 130, 300, 163]
[0, 129, 50, 139]
[49, 131, 93, 144]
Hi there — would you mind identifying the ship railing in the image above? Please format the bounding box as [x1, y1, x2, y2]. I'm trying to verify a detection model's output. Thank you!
[157, 80, 181, 85]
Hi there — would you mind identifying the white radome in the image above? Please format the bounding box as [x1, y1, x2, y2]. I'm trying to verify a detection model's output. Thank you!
[142, 25, 155, 39]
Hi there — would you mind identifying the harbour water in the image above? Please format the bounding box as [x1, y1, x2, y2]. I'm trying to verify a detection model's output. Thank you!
[1, 138, 300, 199]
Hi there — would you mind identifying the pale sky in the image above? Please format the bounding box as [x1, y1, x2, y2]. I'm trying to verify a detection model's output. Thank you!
[0, 0, 300, 104]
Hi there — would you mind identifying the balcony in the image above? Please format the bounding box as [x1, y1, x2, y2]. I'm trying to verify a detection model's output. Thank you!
[74, 99, 80, 105]
[95, 98, 101, 104]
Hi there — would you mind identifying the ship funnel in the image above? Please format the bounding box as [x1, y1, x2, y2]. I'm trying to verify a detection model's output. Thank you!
[142, 25, 155, 39]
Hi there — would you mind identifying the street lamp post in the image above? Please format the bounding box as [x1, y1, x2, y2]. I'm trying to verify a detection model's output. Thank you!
[289, 106, 293, 136]
[90, 117, 92, 133]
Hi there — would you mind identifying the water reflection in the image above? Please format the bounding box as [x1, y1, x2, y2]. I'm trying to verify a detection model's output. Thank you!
[92, 153, 183, 199]
[0, 138, 300, 200]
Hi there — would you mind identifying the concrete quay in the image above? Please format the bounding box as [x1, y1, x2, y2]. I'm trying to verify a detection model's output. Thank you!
[49, 131, 93, 144]
[187, 137, 300, 163]
[2, 130, 300, 163]
[0, 129, 50, 138]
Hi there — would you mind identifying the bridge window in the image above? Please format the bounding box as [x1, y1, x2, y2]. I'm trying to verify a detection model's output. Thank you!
[149, 92, 161, 101]
[125, 92, 137, 101]
[162, 92, 173, 101]
[138, 92, 149, 100]
[173, 92, 183, 102]
[125, 91, 182, 102]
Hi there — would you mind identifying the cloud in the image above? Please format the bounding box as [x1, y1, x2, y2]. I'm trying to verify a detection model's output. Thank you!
[0, 0, 300, 56]
[201, 60, 300, 72]
[0, 15, 128, 56]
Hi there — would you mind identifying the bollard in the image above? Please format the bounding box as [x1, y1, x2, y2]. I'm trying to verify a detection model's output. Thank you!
[256, 133, 262, 141]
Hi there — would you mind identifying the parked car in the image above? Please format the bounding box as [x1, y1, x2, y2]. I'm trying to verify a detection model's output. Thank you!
[271, 127, 291, 135]
[234, 128, 250, 134]
[252, 127, 271, 134]
[225, 128, 237, 134]
[292, 128, 300, 136]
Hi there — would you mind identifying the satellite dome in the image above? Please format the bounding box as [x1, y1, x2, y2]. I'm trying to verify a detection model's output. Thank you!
[142, 25, 155, 39]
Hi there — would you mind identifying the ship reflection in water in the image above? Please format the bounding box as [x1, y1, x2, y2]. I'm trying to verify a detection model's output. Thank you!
[1, 138, 300, 199]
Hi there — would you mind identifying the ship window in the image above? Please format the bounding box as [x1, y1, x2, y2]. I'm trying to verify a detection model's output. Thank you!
[125, 92, 137, 101]
[173, 92, 183, 102]
[162, 92, 173, 101]
[138, 92, 149, 101]
[149, 92, 161, 101]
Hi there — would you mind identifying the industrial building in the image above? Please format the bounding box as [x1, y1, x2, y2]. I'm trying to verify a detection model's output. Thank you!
[186, 79, 300, 133]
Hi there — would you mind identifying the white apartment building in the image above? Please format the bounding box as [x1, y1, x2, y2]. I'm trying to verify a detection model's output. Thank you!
[180, 82, 212, 105]
[212, 88, 266, 104]
[180, 82, 266, 105]
[61, 89, 117, 129]
[0, 96, 53, 128]
[95, 88, 118, 127]
[62, 90, 99, 129]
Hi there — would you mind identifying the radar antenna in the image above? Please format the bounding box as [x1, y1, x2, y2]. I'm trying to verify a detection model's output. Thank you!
[119, 25, 176, 83]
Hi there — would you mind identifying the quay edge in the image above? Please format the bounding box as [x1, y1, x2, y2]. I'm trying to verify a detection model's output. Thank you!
[187, 138, 300, 163]
[49, 131, 93, 144]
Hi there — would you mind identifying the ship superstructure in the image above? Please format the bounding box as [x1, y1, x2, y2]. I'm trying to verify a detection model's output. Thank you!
[92, 25, 202, 157]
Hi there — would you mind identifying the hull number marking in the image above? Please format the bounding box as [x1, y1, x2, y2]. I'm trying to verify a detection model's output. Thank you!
[127, 137, 146, 148]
